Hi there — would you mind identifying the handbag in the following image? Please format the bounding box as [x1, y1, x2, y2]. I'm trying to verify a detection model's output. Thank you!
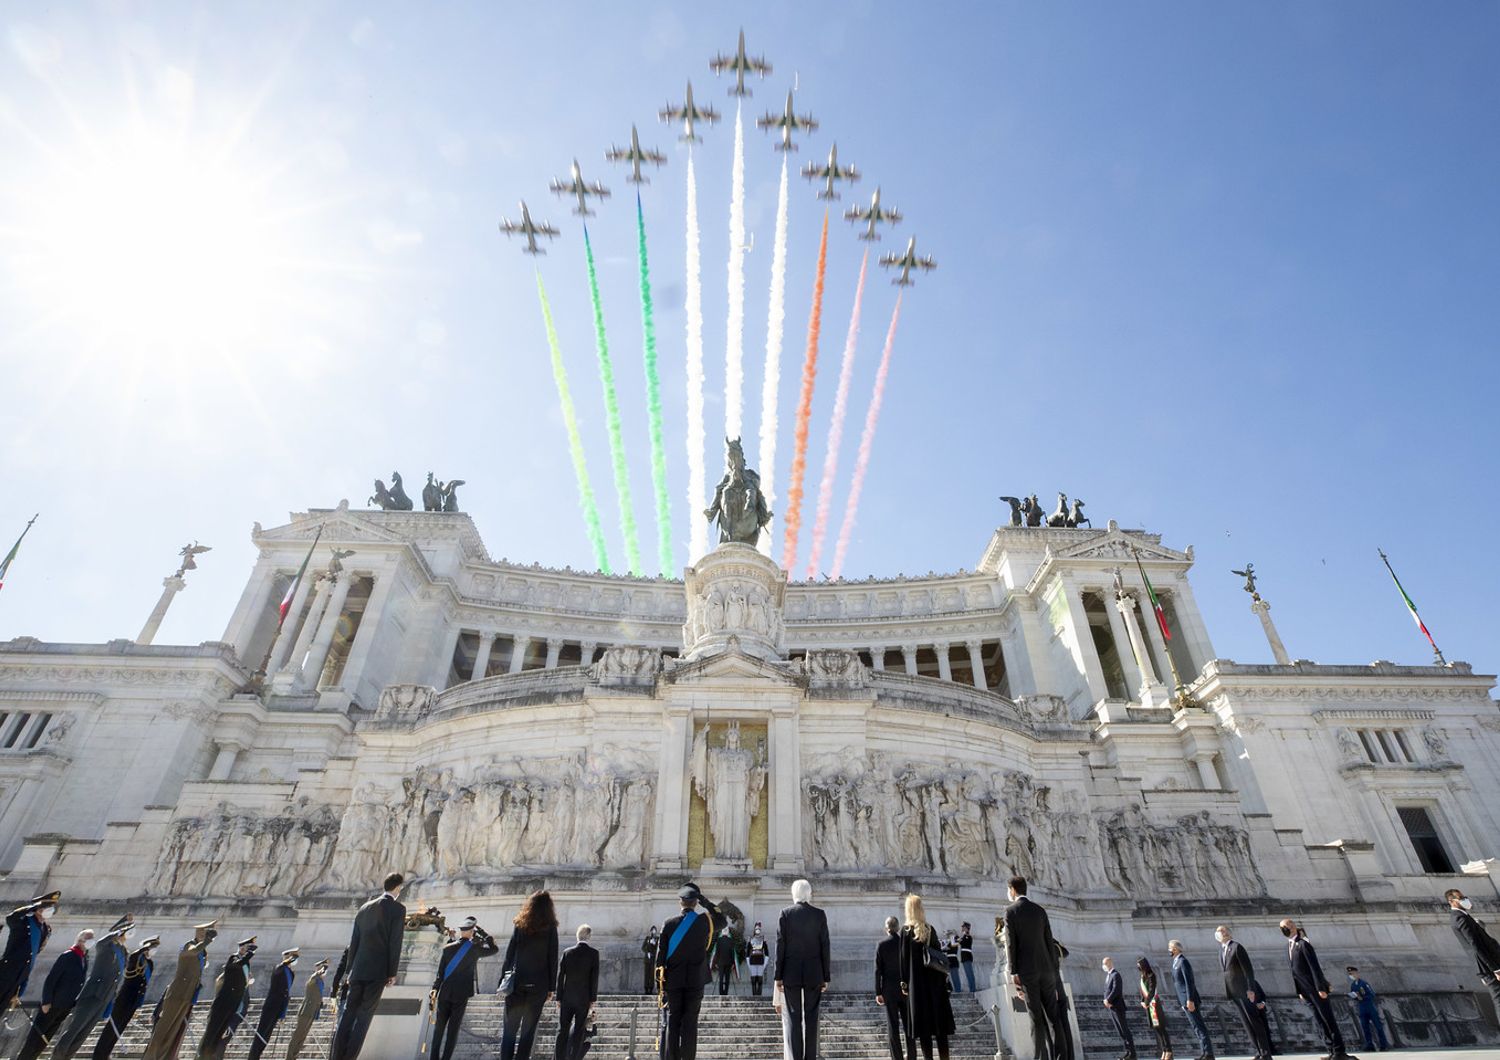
[921, 937, 950, 977]
[497, 968, 516, 996]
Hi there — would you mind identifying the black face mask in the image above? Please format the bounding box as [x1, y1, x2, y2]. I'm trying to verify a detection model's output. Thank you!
[1280, 926, 1294, 938]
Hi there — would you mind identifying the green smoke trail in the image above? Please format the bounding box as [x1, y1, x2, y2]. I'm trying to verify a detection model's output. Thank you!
[583, 225, 642, 575]
[535, 269, 610, 574]
[636, 193, 674, 575]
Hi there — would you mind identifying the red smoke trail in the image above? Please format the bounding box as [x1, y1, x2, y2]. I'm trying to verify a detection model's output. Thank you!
[781, 211, 829, 573]
[805, 249, 869, 579]
[831, 292, 902, 580]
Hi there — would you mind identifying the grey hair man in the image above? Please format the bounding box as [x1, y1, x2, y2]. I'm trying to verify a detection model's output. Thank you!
[776, 880, 831, 1060]
[875, 917, 910, 1060]
[556, 925, 598, 1060]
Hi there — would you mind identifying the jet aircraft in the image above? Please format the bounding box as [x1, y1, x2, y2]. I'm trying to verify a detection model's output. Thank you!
[802, 142, 860, 199]
[710, 29, 770, 96]
[499, 201, 560, 255]
[844, 186, 902, 240]
[606, 125, 667, 184]
[660, 81, 720, 142]
[757, 88, 818, 150]
[878, 236, 937, 286]
[549, 160, 611, 217]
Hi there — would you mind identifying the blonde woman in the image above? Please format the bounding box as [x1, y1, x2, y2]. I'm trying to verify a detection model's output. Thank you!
[898, 895, 955, 1060]
[771, 980, 794, 1060]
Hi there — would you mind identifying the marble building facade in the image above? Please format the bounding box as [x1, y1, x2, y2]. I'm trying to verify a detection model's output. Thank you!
[0, 504, 1497, 1001]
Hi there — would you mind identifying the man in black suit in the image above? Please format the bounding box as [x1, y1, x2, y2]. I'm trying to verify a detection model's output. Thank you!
[1215, 926, 1272, 1060]
[1002, 877, 1072, 1060]
[1446, 887, 1500, 1015]
[555, 924, 600, 1060]
[1101, 958, 1134, 1060]
[16, 929, 92, 1060]
[1279, 918, 1353, 1059]
[430, 917, 497, 1060]
[659, 884, 713, 1060]
[641, 927, 660, 994]
[247, 949, 300, 1060]
[329, 871, 407, 1060]
[874, 917, 911, 1060]
[776, 879, 831, 1060]
[199, 936, 257, 1060]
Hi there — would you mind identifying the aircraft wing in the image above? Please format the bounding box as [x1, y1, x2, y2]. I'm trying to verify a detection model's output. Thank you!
[535, 222, 560, 239]
[660, 105, 684, 123]
[882, 207, 903, 224]
[709, 54, 732, 73]
[644, 148, 667, 165]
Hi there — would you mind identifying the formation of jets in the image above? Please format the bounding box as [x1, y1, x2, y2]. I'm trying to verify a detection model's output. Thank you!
[660, 82, 720, 143]
[802, 142, 860, 200]
[757, 89, 818, 151]
[710, 29, 770, 96]
[550, 160, 611, 217]
[879, 236, 937, 286]
[501, 28, 937, 284]
[606, 124, 667, 185]
[499, 201, 559, 255]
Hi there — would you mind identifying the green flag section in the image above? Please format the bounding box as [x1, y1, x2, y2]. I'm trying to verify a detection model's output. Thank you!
[1132, 549, 1172, 642]
[0, 514, 39, 591]
[1378, 548, 1444, 661]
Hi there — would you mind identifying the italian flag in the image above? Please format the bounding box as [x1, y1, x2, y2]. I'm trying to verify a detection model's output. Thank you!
[1378, 548, 1441, 656]
[1133, 549, 1172, 642]
[278, 527, 323, 628]
[0, 514, 38, 591]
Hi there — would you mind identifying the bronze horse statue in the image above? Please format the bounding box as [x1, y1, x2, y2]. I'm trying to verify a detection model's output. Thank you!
[704, 437, 772, 547]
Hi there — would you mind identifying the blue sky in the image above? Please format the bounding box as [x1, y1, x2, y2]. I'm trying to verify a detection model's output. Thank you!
[1, 2, 1496, 673]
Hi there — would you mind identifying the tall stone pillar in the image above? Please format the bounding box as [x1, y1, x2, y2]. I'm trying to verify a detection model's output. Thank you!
[1140, 596, 1172, 687]
[471, 632, 495, 681]
[901, 644, 918, 676]
[768, 704, 804, 872]
[433, 624, 463, 690]
[964, 640, 987, 691]
[653, 706, 693, 872]
[208, 743, 243, 781]
[271, 576, 329, 691]
[510, 635, 532, 674]
[1102, 594, 1142, 696]
[335, 572, 392, 696]
[868, 647, 885, 672]
[1116, 591, 1169, 707]
[1061, 583, 1109, 705]
[1250, 598, 1291, 665]
[136, 576, 186, 646]
[265, 572, 319, 675]
[935, 644, 953, 682]
[579, 641, 598, 667]
[545, 638, 563, 669]
[297, 572, 354, 692]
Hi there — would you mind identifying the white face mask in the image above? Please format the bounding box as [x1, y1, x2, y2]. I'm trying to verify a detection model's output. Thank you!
[1459, 898, 1474, 911]
[39, 907, 55, 921]
[1215, 933, 1227, 945]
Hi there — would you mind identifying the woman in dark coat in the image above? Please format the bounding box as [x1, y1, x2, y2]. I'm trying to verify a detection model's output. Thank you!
[898, 895, 954, 1060]
[1137, 956, 1174, 1060]
[498, 891, 559, 1060]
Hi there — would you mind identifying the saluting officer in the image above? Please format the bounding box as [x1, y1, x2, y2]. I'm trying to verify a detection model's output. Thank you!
[659, 884, 714, 1060]
[247, 948, 300, 1060]
[198, 936, 257, 1060]
[91, 934, 161, 1060]
[429, 917, 498, 1060]
[0, 891, 59, 1013]
[283, 959, 330, 1060]
[641, 927, 660, 994]
[142, 921, 218, 1060]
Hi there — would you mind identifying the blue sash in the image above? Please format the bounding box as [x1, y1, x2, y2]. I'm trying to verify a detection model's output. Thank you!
[442, 941, 473, 982]
[665, 911, 698, 960]
[312, 977, 326, 1022]
[101, 946, 126, 1018]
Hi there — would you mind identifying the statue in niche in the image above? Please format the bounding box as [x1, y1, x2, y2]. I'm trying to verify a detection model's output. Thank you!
[691, 721, 766, 861]
[704, 437, 772, 547]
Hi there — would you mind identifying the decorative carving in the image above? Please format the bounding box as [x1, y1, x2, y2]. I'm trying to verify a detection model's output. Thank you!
[1100, 806, 1265, 898]
[1336, 728, 1365, 764]
[375, 684, 436, 725]
[682, 545, 786, 662]
[593, 647, 660, 686]
[149, 797, 341, 898]
[39, 713, 73, 747]
[691, 722, 766, 861]
[1421, 726, 1447, 758]
[703, 437, 771, 547]
[805, 649, 865, 689]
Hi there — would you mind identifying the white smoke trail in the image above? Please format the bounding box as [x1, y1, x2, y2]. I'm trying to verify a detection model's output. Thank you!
[725, 101, 746, 442]
[805, 250, 869, 579]
[755, 157, 790, 557]
[686, 151, 708, 564]
[831, 292, 902, 580]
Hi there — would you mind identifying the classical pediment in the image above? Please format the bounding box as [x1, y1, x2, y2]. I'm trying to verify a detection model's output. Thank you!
[1051, 529, 1189, 564]
[253, 509, 408, 549]
[664, 646, 804, 688]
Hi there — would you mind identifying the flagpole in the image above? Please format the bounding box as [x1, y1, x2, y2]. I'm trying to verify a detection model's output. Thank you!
[0, 513, 39, 591]
[247, 525, 325, 691]
[1377, 548, 1446, 665]
[1131, 546, 1194, 710]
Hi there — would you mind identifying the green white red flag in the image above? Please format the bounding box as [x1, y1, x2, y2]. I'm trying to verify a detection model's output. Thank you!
[278, 526, 323, 628]
[0, 514, 38, 591]
[1132, 549, 1172, 642]
[1378, 548, 1443, 660]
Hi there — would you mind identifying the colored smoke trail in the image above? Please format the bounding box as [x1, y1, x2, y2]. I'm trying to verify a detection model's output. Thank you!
[685, 152, 708, 563]
[755, 156, 790, 557]
[725, 101, 747, 441]
[583, 225, 641, 576]
[535, 269, 610, 574]
[781, 211, 829, 572]
[805, 249, 869, 579]
[831, 292, 903, 580]
[636, 193, 674, 575]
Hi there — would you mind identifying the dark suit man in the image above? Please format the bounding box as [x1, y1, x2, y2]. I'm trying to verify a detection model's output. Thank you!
[329, 871, 407, 1060]
[430, 918, 497, 1060]
[1216, 926, 1272, 1059]
[92, 935, 160, 1060]
[247, 949, 299, 1060]
[1003, 877, 1072, 1060]
[199, 937, 256, 1060]
[1279, 919, 1351, 1059]
[1101, 959, 1134, 1060]
[16, 930, 92, 1060]
[874, 917, 911, 1060]
[0, 892, 58, 1011]
[555, 926, 600, 1060]
[659, 885, 713, 1060]
[1446, 888, 1500, 1015]
[776, 880, 832, 1060]
[1167, 941, 1213, 1060]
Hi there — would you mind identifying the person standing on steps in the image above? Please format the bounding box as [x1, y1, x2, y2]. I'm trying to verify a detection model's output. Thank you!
[14, 928, 91, 1060]
[943, 932, 960, 994]
[247, 948, 300, 1060]
[1446, 887, 1500, 1017]
[283, 958, 329, 1060]
[1101, 958, 1135, 1060]
[142, 921, 217, 1060]
[52, 916, 133, 1060]
[747, 923, 770, 998]
[1003, 877, 1073, 1060]
[875, 916, 912, 1060]
[957, 924, 976, 994]
[91, 933, 160, 1060]
[712, 927, 737, 996]
[430, 917, 498, 1060]
[776, 879, 831, 1060]
[555, 924, 599, 1060]
[898, 895, 953, 1060]
[198, 935, 256, 1060]
[1279, 918, 1353, 1060]
[329, 871, 407, 1060]
[497, 890, 559, 1060]
[1136, 957, 1173, 1060]
[659, 884, 712, 1060]
[1215, 926, 1271, 1060]
[641, 927, 660, 995]
[0, 892, 59, 1015]
[1344, 966, 1388, 1052]
[1167, 940, 1213, 1060]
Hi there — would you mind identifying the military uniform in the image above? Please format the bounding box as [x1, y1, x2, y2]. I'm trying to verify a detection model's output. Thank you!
[16, 936, 90, 1060]
[658, 884, 719, 1060]
[141, 923, 217, 1060]
[0, 892, 58, 1009]
[283, 962, 329, 1060]
[53, 917, 134, 1060]
[90, 937, 159, 1060]
[746, 929, 769, 997]
[199, 937, 257, 1060]
[247, 950, 299, 1060]
[641, 931, 660, 994]
[429, 920, 497, 1060]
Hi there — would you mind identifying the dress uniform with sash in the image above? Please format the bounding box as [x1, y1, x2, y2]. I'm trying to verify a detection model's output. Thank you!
[283, 960, 329, 1060]
[91, 935, 159, 1060]
[53, 916, 134, 1060]
[16, 930, 91, 1060]
[429, 918, 497, 1060]
[142, 922, 218, 1060]
[746, 925, 769, 997]
[198, 936, 257, 1060]
[247, 949, 299, 1060]
[0, 892, 58, 1011]
[658, 883, 718, 1060]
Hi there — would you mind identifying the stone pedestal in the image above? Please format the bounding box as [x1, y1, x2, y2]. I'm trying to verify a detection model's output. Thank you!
[136, 576, 186, 645]
[682, 544, 786, 662]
